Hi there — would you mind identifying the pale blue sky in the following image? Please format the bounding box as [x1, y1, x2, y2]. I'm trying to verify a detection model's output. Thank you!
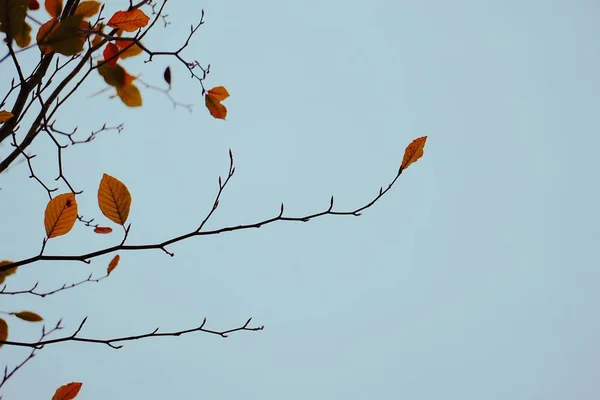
[1, 0, 600, 399]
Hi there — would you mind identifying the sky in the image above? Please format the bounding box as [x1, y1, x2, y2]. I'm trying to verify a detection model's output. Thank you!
[1, 0, 600, 399]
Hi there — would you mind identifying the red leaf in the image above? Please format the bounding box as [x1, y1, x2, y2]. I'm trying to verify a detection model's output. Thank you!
[103, 43, 119, 67]
[94, 226, 113, 234]
[52, 382, 82, 400]
[29, 0, 40, 10]
[45, 0, 63, 19]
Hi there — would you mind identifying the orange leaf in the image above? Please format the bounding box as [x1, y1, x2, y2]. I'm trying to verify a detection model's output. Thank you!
[207, 86, 229, 101]
[400, 136, 427, 171]
[36, 18, 59, 54]
[36, 15, 85, 56]
[0, 110, 14, 123]
[107, 254, 120, 275]
[0, 260, 18, 285]
[98, 174, 132, 225]
[94, 226, 113, 234]
[44, 193, 78, 238]
[103, 43, 119, 67]
[45, 0, 62, 19]
[115, 40, 143, 59]
[107, 9, 150, 32]
[0, 318, 7, 348]
[13, 311, 43, 322]
[74, 0, 100, 18]
[52, 382, 82, 400]
[97, 63, 135, 88]
[205, 94, 227, 120]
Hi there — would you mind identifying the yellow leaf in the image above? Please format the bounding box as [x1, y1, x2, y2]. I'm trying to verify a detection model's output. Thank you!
[207, 86, 230, 101]
[116, 83, 142, 107]
[52, 382, 83, 400]
[74, 1, 100, 18]
[0, 0, 32, 48]
[107, 254, 120, 275]
[13, 311, 43, 322]
[44, 193, 78, 238]
[45, 0, 62, 19]
[107, 9, 150, 32]
[0, 318, 7, 348]
[400, 136, 427, 171]
[98, 174, 132, 225]
[0, 110, 14, 123]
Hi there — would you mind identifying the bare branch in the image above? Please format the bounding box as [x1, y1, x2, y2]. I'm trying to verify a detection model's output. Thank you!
[0, 273, 109, 298]
[0, 317, 264, 349]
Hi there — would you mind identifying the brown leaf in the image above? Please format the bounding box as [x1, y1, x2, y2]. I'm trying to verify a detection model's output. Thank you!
[107, 9, 150, 32]
[37, 15, 85, 56]
[97, 63, 135, 88]
[98, 174, 132, 225]
[94, 226, 113, 234]
[52, 382, 83, 400]
[0, 0, 32, 48]
[107, 254, 120, 275]
[163, 66, 171, 86]
[0, 318, 7, 348]
[205, 94, 227, 120]
[44, 193, 78, 238]
[0, 260, 17, 279]
[29, 0, 40, 10]
[207, 86, 229, 101]
[74, 0, 100, 18]
[44, 0, 62, 19]
[116, 83, 142, 107]
[13, 311, 43, 322]
[0, 110, 14, 123]
[400, 136, 427, 171]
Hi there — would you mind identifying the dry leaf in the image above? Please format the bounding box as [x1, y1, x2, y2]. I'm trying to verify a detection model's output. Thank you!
[400, 136, 427, 171]
[163, 66, 171, 86]
[107, 9, 150, 32]
[116, 83, 142, 107]
[0, 318, 7, 348]
[52, 382, 83, 400]
[13, 311, 43, 322]
[45, 0, 62, 19]
[0, 110, 14, 123]
[44, 193, 78, 238]
[115, 40, 143, 59]
[94, 226, 113, 234]
[74, 0, 100, 18]
[107, 254, 120, 275]
[207, 86, 229, 101]
[98, 174, 132, 225]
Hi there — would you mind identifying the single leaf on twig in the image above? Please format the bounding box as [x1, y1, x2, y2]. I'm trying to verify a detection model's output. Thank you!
[45, 0, 62, 18]
[98, 174, 132, 225]
[163, 66, 171, 86]
[0, 318, 7, 348]
[94, 226, 113, 234]
[12, 311, 43, 322]
[401, 136, 427, 171]
[107, 254, 120, 275]
[0, 110, 14, 123]
[116, 83, 142, 107]
[74, 0, 100, 18]
[52, 382, 83, 400]
[44, 193, 78, 238]
[107, 9, 150, 32]
[205, 86, 230, 120]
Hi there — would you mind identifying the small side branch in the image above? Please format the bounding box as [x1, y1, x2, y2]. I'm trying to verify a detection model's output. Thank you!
[0, 273, 109, 298]
[0, 317, 264, 349]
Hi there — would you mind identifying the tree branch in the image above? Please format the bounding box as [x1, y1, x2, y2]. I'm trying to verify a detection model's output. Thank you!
[0, 317, 264, 349]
